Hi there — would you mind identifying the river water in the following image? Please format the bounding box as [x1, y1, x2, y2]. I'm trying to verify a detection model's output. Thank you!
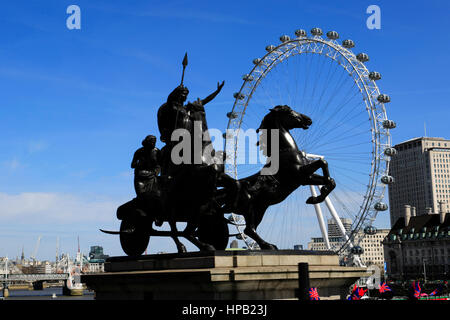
[2, 287, 94, 300]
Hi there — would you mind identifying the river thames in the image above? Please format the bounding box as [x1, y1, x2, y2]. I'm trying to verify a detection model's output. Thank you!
[2, 287, 94, 300]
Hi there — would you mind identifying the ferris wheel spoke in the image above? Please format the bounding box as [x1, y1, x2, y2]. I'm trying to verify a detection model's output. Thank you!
[329, 193, 358, 220]
[304, 54, 329, 115]
[332, 168, 369, 188]
[314, 140, 371, 154]
[281, 53, 295, 108]
[304, 81, 361, 144]
[309, 127, 370, 151]
[312, 64, 349, 115]
[330, 163, 369, 176]
[302, 53, 340, 118]
[309, 107, 367, 146]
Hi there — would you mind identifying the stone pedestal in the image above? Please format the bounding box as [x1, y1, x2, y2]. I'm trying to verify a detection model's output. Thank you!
[81, 250, 367, 300]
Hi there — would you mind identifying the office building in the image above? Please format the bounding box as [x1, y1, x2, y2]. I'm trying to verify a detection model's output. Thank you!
[88, 246, 109, 262]
[354, 229, 389, 270]
[327, 218, 352, 237]
[308, 229, 388, 269]
[307, 217, 351, 251]
[388, 137, 450, 226]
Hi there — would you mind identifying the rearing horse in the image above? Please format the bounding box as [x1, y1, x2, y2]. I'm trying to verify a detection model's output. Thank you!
[222, 105, 336, 250]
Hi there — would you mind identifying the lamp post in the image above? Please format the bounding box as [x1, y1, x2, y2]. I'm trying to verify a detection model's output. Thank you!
[423, 258, 427, 283]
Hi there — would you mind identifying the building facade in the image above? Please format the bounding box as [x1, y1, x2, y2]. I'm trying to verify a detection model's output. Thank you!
[308, 230, 389, 270]
[307, 236, 345, 251]
[307, 217, 388, 269]
[354, 229, 389, 270]
[388, 137, 450, 226]
[327, 218, 352, 237]
[383, 206, 449, 281]
[307, 218, 352, 252]
[88, 246, 109, 262]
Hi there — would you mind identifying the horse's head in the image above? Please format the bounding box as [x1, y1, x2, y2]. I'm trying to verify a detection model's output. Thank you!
[258, 105, 312, 132]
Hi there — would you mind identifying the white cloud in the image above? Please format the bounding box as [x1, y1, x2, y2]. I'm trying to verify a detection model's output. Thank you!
[0, 192, 123, 224]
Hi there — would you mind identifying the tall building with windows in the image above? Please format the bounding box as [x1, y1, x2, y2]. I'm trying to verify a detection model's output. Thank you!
[388, 137, 450, 226]
[307, 228, 389, 270]
[88, 246, 109, 262]
[327, 218, 352, 237]
[308, 218, 357, 252]
[354, 229, 390, 270]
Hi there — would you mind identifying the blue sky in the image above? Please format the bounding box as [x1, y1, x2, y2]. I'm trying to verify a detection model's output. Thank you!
[0, 0, 449, 261]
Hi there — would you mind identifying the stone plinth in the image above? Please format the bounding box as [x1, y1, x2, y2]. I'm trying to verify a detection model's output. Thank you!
[81, 250, 367, 300]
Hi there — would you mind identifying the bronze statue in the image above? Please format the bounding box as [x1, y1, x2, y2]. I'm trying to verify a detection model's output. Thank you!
[100, 54, 336, 256]
[130, 135, 163, 226]
[131, 135, 161, 197]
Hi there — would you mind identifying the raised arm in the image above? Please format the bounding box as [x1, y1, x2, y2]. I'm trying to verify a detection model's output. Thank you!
[201, 81, 224, 106]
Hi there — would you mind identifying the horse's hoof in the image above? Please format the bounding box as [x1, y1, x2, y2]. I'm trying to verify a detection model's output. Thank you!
[306, 196, 319, 204]
[328, 177, 336, 188]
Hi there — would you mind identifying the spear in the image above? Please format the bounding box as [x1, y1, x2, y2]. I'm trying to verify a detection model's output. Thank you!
[180, 52, 188, 86]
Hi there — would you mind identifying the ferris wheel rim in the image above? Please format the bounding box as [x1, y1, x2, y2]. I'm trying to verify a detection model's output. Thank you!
[224, 30, 393, 254]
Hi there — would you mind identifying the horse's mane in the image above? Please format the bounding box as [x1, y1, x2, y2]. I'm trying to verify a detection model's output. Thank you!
[258, 105, 292, 131]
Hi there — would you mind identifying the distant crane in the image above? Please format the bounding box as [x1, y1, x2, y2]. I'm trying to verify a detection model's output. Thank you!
[30, 235, 42, 265]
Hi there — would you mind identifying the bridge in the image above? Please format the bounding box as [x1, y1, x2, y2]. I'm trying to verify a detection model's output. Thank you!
[0, 273, 68, 282]
[1, 273, 69, 291]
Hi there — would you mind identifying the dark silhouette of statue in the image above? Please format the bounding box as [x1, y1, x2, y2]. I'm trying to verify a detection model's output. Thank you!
[157, 85, 190, 145]
[130, 135, 163, 226]
[100, 54, 336, 256]
[131, 135, 161, 196]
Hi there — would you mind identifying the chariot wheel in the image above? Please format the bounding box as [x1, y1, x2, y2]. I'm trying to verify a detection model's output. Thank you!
[119, 218, 150, 256]
[224, 28, 395, 265]
[197, 215, 229, 250]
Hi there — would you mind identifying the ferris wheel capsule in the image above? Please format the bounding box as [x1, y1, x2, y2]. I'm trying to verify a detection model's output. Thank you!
[233, 92, 245, 100]
[226, 111, 238, 119]
[223, 131, 235, 140]
[326, 31, 339, 40]
[384, 147, 397, 156]
[342, 39, 355, 48]
[280, 35, 291, 42]
[382, 120, 396, 129]
[253, 58, 262, 65]
[381, 175, 395, 184]
[310, 28, 323, 36]
[351, 246, 364, 255]
[364, 226, 377, 235]
[369, 71, 382, 81]
[265, 45, 276, 52]
[377, 94, 391, 103]
[294, 29, 307, 38]
[374, 202, 388, 211]
[356, 53, 369, 62]
[242, 74, 254, 82]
